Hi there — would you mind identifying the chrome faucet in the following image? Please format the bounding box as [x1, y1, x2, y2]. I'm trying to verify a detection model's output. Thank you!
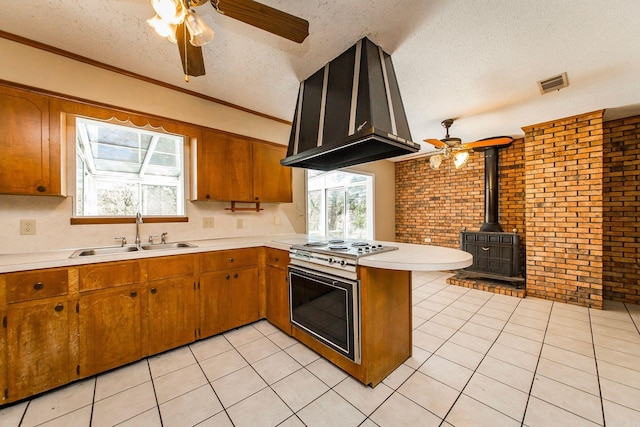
[135, 212, 143, 248]
[161, 232, 168, 244]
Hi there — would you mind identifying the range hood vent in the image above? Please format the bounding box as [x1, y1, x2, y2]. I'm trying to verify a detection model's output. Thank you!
[281, 38, 420, 171]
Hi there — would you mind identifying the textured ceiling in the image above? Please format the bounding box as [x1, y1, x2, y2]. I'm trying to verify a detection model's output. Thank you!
[2, 0, 640, 158]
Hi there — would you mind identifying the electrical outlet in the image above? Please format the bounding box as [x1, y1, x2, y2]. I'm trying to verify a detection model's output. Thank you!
[424, 237, 431, 243]
[236, 218, 243, 229]
[20, 219, 36, 235]
[203, 217, 214, 228]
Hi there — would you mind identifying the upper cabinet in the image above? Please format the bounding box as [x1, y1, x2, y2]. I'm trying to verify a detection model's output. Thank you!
[192, 128, 292, 203]
[0, 85, 63, 196]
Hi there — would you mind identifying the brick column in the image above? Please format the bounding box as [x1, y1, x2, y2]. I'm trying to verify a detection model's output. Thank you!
[522, 111, 604, 308]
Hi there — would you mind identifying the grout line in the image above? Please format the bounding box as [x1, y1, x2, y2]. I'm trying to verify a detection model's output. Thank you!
[589, 307, 607, 427]
[145, 358, 164, 427]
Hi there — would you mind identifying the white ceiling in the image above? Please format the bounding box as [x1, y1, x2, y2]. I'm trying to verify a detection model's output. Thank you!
[2, 0, 640, 157]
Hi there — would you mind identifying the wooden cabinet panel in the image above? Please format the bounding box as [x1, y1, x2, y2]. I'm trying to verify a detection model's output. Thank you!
[0, 310, 5, 405]
[265, 248, 289, 269]
[266, 266, 291, 334]
[6, 299, 70, 400]
[147, 277, 197, 355]
[78, 261, 140, 292]
[78, 285, 142, 377]
[200, 267, 260, 338]
[253, 143, 292, 203]
[6, 268, 68, 303]
[0, 85, 57, 195]
[194, 129, 253, 202]
[200, 248, 258, 272]
[145, 254, 195, 282]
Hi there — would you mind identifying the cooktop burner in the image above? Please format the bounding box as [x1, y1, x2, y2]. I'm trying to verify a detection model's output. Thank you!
[329, 245, 349, 250]
[304, 241, 328, 247]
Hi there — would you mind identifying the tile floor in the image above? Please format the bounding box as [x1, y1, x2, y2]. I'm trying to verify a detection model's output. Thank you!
[2, 271, 640, 426]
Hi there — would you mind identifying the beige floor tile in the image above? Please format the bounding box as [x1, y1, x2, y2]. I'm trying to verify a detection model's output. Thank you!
[523, 396, 600, 427]
[429, 312, 467, 329]
[285, 342, 321, 365]
[508, 314, 548, 331]
[236, 336, 281, 363]
[416, 299, 448, 313]
[477, 306, 512, 321]
[297, 390, 366, 427]
[21, 379, 95, 427]
[445, 394, 520, 427]
[450, 300, 484, 313]
[226, 388, 293, 427]
[468, 313, 507, 330]
[211, 365, 267, 408]
[148, 346, 196, 378]
[266, 330, 299, 349]
[252, 350, 302, 384]
[599, 378, 640, 410]
[196, 411, 234, 427]
[403, 345, 432, 370]
[278, 415, 306, 427]
[413, 305, 437, 320]
[459, 321, 501, 341]
[153, 363, 208, 404]
[591, 314, 638, 332]
[449, 330, 493, 353]
[418, 354, 473, 391]
[602, 399, 640, 427]
[546, 322, 594, 343]
[382, 363, 415, 390]
[593, 333, 640, 355]
[540, 344, 597, 374]
[501, 322, 546, 342]
[483, 300, 518, 314]
[536, 358, 600, 395]
[547, 315, 590, 331]
[91, 381, 157, 427]
[306, 357, 349, 387]
[199, 349, 248, 382]
[476, 355, 534, 393]
[272, 368, 330, 411]
[417, 319, 458, 340]
[598, 360, 640, 389]
[37, 406, 92, 427]
[591, 323, 640, 343]
[530, 376, 603, 424]
[427, 294, 457, 306]
[513, 306, 551, 321]
[412, 316, 427, 329]
[594, 345, 640, 371]
[189, 335, 233, 361]
[440, 305, 475, 321]
[487, 343, 539, 372]
[159, 385, 222, 427]
[398, 371, 459, 418]
[370, 392, 442, 427]
[551, 305, 590, 322]
[496, 332, 542, 355]
[95, 360, 150, 401]
[434, 341, 484, 370]
[543, 332, 595, 357]
[223, 325, 263, 347]
[413, 329, 445, 353]
[334, 376, 394, 416]
[252, 319, 280, 336]
[0, 401, 27, 427]
[117, 408, 162, 427]
[464, 373, 529, 421]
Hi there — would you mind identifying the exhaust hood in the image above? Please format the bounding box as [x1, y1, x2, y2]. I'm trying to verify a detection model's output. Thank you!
[281, 37, 420, 171]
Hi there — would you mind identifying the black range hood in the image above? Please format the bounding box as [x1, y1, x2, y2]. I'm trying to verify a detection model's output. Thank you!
[281, 38, 420, 171]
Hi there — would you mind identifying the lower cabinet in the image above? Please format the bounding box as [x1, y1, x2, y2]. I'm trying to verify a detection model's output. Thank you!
[265, 249, 291, 334]
[78, 285, 142, 377]
[6, 298, 71, 400]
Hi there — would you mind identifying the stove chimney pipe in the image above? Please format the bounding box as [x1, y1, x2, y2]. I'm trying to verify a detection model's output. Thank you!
[479, 146, 503, 232]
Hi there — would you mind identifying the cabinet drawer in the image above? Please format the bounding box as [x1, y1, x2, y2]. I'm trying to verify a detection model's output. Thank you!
[6, 268, 68, 303]
[146, 254, 195, 281]
[79, 261, 140, 292]
[200, 248, 258, 272]
[265, 248, 289, 269]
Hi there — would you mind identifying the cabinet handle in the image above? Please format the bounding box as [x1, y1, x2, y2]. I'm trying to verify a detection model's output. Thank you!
[36, 186, 46, 193]
[225, 274, 230, 280]
[151, 288, 157, 294]
[205, 194, 210, 199]
[229, 257, 234, 263]
[33, 282, 44, 290]
[130, 290, 138, 298]
[255, 196, 259, 201]
[482, 247, 490, 251]
[54, 303, 64, 312]
[274, 257, 279, 262]
[233, 273, 239, 279]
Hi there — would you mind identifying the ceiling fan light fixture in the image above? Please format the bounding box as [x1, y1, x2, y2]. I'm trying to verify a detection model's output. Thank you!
[185, 9, 214, 46]
[453, 151, 470, 169]
[151, 0, 185, 24]
[147, 15, 176, 39]
[430, 154, 442, 170]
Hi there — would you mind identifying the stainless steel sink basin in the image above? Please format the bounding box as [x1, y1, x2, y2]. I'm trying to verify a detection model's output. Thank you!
[140, 242, 196, 250]
[70, 245, 140, 257]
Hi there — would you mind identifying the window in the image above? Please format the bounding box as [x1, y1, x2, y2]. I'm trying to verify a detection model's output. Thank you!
[307, 170, 373, 240]
[75, 117, 185, 217]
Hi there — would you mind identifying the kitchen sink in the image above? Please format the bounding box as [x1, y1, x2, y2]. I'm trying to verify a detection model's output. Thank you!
[140, 242, 196, 250]
[70, 242, 196, 257]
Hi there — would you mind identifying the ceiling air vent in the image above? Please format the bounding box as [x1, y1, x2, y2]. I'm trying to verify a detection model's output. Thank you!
[538, 72, 569, 94]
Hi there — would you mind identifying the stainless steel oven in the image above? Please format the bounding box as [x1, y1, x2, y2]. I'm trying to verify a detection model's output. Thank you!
[288, 264, 361, 364]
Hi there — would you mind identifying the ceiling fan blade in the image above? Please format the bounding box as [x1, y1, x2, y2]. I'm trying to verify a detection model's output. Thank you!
[176, 23, 206, 77]
[423, 138, 447, 148]
[216, 0, 309, 43]
[463, 136, 513, 149]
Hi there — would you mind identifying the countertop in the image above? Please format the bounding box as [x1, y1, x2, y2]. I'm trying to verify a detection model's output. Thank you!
[0, 234, 472, 274]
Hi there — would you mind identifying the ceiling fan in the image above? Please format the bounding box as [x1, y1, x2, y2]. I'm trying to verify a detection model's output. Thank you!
[423, 119, 513, 169]
[148, 0, 309, 80]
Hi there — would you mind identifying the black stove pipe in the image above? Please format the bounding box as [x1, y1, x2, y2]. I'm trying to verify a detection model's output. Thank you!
[479, 146, 503, 232]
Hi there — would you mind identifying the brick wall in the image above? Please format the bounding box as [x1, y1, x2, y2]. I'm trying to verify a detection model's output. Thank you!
[522, 111, 604, 308]
[603, 116, 640, 303]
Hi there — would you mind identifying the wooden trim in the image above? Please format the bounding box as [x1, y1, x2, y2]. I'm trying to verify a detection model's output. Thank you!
[0, 30, 291, 126]
[70, 217, 188, 225]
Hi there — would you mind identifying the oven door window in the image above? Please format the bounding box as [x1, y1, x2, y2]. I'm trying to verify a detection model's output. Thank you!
[289, 267, 357, 361]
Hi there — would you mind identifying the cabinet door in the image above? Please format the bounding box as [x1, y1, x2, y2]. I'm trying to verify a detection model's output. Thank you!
[195, 129, 252, 201]
[147, 278, 197, 355]
[6, 299, 70, 400]
[252, 142, 292, 203]
[0, 310, 6, 405]
[200, 267, 260, 338]
[266, 266, 291, 334]
[0, 86, 56, 195]
[78, 285, 142, 377]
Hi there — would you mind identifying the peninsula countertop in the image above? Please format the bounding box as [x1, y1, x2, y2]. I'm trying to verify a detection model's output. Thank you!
[0, 234, 472, 274]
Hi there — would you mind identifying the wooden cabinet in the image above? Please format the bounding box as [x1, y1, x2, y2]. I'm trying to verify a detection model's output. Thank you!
[2, 267, 71, 401]
[265, 249, 291, 334]
[0, 85, 62, 196]
[192, 129, 292, 203]
[145, 255, 197, 355]
[0, 309, 6, 405]
[199, 249, 261, 338]
[77, 261, 142, 377]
